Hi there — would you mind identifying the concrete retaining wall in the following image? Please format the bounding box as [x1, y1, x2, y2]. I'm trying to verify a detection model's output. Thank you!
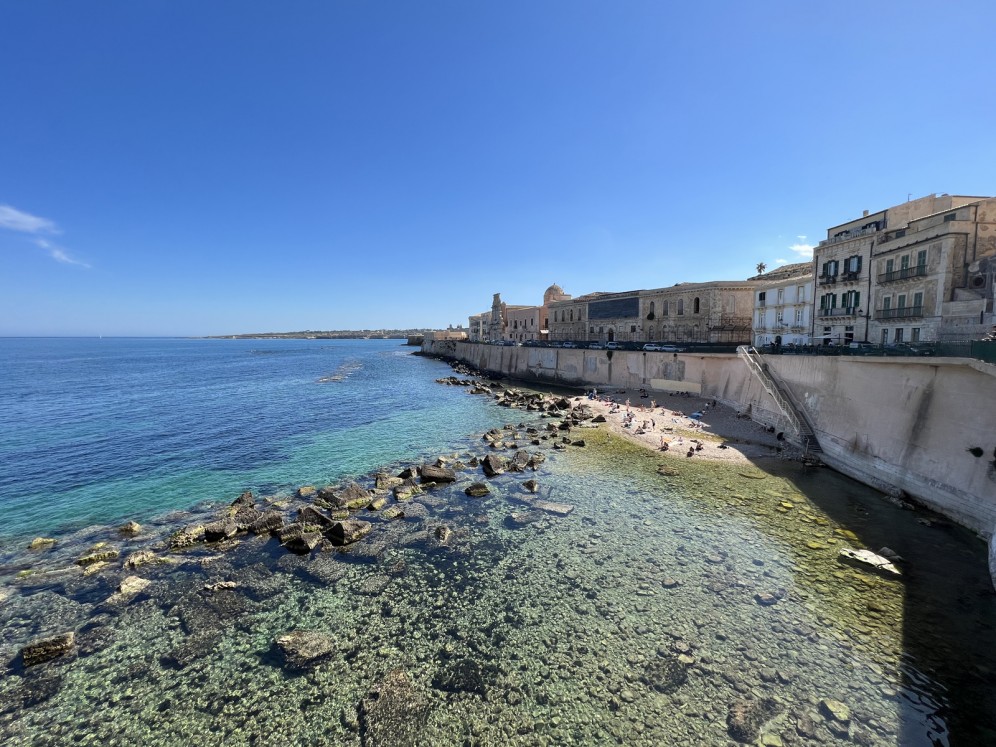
[425, 341, 996, 537]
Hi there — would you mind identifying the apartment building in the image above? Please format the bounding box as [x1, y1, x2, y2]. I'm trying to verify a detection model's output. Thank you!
[751, 263, 813, 346]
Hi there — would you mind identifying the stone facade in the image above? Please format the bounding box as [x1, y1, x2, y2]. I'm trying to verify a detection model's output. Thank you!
[751, 263, 813, 346]
[812, 194, 991, 345]
[640, 281, 755, 344]
[870, 198, 996, 344]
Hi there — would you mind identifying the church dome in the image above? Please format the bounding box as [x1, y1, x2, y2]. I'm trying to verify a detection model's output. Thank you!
[544, 283, 568, 302]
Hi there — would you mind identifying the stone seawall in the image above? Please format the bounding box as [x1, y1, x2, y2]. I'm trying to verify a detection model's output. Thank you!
[424, 340, 996, 539]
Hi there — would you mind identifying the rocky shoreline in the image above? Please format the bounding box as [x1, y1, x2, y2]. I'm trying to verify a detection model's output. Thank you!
[1, 356, 982, 746]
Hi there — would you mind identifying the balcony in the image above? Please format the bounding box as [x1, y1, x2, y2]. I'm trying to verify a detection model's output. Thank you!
[818, 275, 837, 286]
[818, 225, 879, 247]
[840, 271, 860, 282]
[876, 305, 924, 320]
[878, 265, 926, 283]
[817, 306, 859, 318]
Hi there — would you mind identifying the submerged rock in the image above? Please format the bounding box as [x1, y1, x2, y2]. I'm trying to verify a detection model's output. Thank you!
[275, 630, 336, 671]
[642, 653, 688, 693]
[359, 667, 429, 746]
[531, 500, 574, 517]
[28, 537, 56, 550]
[727, 698, 781, 743]
[464, 482, 490, 498]
[431, 657, 493, 696]
[522, 479, 540, 494]
[21, 632, 75, 667]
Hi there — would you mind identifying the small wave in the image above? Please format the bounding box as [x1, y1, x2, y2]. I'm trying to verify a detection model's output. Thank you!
[317, 360, 363, 383]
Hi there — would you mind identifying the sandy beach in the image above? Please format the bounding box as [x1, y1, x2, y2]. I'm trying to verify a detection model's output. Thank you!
[573, 387, 797, 466]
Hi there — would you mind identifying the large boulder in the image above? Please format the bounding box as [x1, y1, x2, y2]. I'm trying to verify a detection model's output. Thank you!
[481, 454, 508, 477]
[249, 510, 285, 535]
[274, 631, 335, 671]
[203, 520, 238, 542]
[330, 520, 373, 546]
[420, 465, 456, 484]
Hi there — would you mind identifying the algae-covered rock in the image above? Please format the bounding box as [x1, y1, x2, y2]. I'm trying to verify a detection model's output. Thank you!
[297, 485, 317, 499]
[381, 506, 405, 520]
[169, 524, 206, 549]
[367, 496, 388, 511]
[464, 482, 490, 498]
[125, 550, 157, 569]
[21, 632, 75, 667]
[28, 537, 56, 550]
[117, 521, 142, 535]
[76, 548, 120, 567]
[275, 630, 335, 671]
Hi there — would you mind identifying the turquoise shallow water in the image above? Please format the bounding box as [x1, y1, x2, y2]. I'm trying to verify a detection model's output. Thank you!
[1, 340, 994, 745]
[0, 338, 512, 540]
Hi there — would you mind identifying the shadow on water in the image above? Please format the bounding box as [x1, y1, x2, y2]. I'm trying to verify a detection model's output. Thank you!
[770, 460, 996, 745]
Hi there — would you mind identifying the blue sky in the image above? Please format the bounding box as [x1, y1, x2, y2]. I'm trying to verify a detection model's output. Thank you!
[1, 1, 993, 336]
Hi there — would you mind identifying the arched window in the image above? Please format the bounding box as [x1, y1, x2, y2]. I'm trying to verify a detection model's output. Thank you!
[663, 301, 669, 316]
[677, 299, 684, 315]
[649, 301, 655, 317]
[693, 297, 700, 314]
[570, 309, 574, 322]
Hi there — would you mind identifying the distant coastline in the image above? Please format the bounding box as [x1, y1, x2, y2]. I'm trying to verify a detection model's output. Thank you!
[201, 329, 434, 340]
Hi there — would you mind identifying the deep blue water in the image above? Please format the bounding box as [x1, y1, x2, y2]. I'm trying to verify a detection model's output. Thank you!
[0, 338, 509, 540]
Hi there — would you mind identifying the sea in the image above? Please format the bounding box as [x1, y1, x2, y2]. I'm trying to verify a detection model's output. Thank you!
[0, 337, 994, 746]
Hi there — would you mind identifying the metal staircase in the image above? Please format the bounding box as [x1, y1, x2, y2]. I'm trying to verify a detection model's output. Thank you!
[737, 346, 822, 454]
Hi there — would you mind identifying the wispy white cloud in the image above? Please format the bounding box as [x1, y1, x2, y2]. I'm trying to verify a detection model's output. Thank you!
[788, 242, 814, 259]
[0, 204, 58, 234]
[775, 258, 788, 265]
[796, 235, 807, 241]
[34, 238, 90, 269]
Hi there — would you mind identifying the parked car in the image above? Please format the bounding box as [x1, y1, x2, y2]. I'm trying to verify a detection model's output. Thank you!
[885, 342, 934, 356]
[643, 343, 663, 351]
[658, 345, 684, 352]
[561, 341, 578, 348]
[605, 342, 623, 350]
[588, 342, 604, 349]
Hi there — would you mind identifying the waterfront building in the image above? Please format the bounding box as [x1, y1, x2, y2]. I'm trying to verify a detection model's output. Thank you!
[640, 280, 755, 345]
[751, 263, 814, 347]
[870, 197, 996, 344]
[474, 284, 571, 342]
[548, 290, 643, 342]
[813, 193, 992, 345]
